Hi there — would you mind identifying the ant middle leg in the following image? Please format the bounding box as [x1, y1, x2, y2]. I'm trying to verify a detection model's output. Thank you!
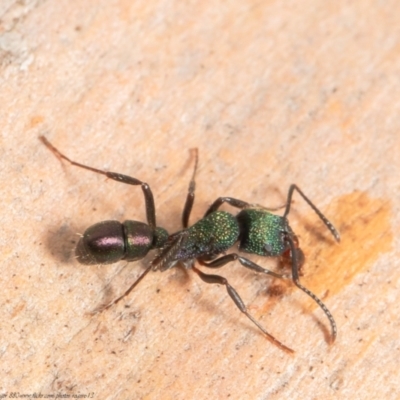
[204, 197, 286, 218]
[199, 255, 289, 280]
[40, 136, 157, 228]
[204, 197, 250, 217]
[191, 265, 294, 354]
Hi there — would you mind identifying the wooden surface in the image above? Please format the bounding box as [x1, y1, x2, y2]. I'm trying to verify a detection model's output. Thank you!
[1, 1, 399, 399]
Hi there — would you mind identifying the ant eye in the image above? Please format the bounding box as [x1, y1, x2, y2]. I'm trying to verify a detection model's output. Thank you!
[264, 243, 273, 253]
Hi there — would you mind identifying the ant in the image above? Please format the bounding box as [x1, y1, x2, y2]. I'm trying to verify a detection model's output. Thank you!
[40, 136, 340, 354]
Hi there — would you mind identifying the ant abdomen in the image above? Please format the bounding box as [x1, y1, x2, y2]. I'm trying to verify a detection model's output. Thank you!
[76, 220, 126, 264]
[76, 220, 168, 265]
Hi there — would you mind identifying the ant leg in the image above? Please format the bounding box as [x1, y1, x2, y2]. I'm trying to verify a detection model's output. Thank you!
[93, 233, 182, 312]
[204, 197, 250, 217]
[281, 247, 305, 276]
[284, 184, 340, 242]
[40, 136, 157, 228]
[204, 197, 285, 218]
[96, 230, 188, 310]
[94, 229, 189, 311]
[182, 148, 199, 228]
[284, 235, 337, 343]
[280, 233, 305, 275]
[92, 265, 153, 313]
[199, 255, 289, 280]
[192, 265, 294, 354]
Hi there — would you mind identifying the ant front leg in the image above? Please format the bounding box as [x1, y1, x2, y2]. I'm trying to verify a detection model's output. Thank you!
[281, 248, 305, 276]
[40, 136, 157, 228]
[280, 233, 305, 276]
[191, 266, 294, 354]
[199, 255, 289, 280]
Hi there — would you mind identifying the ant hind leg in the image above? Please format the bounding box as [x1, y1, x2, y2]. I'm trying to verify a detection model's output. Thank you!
[192, 265, 294, 354]
[39, 136, 157, 228]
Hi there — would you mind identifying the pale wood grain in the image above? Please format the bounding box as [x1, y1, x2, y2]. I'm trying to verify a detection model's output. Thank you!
[1, 1, 399, 399]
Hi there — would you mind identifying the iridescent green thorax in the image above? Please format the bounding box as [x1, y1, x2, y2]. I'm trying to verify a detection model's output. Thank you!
[237, 209, 290, 256]
[170, 211, 240, 261]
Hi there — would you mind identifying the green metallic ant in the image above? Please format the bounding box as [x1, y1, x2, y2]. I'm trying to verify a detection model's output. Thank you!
[41, 137, 339, 354]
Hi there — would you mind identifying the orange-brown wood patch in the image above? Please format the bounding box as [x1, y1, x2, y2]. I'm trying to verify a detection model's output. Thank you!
[305, 191, 392, 303]
[260, 191, 392, 314]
